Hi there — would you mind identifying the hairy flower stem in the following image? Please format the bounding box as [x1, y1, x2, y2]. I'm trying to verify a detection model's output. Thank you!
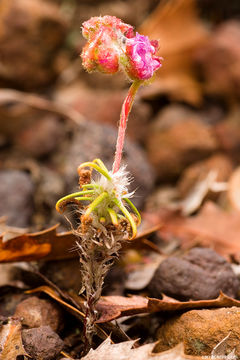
[112, 81, 142, 173]
[76, 222, 125, 349]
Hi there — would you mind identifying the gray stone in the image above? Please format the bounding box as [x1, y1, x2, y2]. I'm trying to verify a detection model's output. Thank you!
[148, 247, 239, 300]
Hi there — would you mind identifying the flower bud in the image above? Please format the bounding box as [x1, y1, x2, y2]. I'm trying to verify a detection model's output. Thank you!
[81, 16, 162, 80]
[81, 15, 133, 74]
[124, 33, 162, 80]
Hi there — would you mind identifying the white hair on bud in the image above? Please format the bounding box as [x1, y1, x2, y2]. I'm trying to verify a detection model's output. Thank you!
[94, 165, 135, 200]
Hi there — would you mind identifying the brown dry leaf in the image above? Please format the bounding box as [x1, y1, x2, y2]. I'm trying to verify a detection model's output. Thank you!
[0, 224, 76, 263]
[148, 292, 240, 314]
[0, 223, 160, 263]
[26, 286, 240, 324]
[96, 295, 149, 323]
[139, 0, 209, 104]
[0, 318, 28, 360]
[82, 338, 204, 360]
[27, 286, 148, 325]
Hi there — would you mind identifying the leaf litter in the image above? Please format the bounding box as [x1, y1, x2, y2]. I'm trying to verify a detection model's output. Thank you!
[1, 0, 240, 358]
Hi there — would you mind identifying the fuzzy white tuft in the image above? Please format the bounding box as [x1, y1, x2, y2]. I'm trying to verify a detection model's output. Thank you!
[94, 166, 134, 200]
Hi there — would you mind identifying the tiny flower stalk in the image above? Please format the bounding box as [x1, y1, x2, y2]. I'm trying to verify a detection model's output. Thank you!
[56, 15, 162, 349]
[112, 80, 142, 173]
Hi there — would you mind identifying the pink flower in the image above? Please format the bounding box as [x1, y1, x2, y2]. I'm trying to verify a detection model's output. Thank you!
[125, 33, 162, 80]
[81, 16, 162, 80]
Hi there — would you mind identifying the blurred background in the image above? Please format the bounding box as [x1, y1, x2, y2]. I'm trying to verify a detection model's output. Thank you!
[0, 0, 240, 232]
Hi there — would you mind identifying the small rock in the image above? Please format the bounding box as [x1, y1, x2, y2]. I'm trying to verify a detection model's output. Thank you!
[15, 296, 62, 331]
[15, 116, 64, 158]
[148, 247, 239, 300]
[177, 154, 233, 197]
[22, 326, 64, 360]
[155, 307, 240, 356]
[0, 170, 34, 227]
[63, 120, 155, 209]
[145, 105, 218, 180]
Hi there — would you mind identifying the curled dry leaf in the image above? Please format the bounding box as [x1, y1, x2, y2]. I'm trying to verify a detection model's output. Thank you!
[82, 338, 205, 360]
[148, 292, 240, 314]
[0, 318, 28, 360]
[0, 224, 76, 263]
[0, 222, 160, 263]
[138, 0, 209, 104]
[27, 286, 240, 326]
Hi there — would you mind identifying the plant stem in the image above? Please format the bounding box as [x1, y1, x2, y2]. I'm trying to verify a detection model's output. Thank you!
[112, 81, 141, 173]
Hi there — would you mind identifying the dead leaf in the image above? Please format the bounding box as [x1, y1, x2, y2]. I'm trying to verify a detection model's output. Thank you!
[139, 0, 209, 105]
[82, 338, 204, 360]
[0, 224, 76, 263]
[25, 286, 240, 339]
[0, 223, 160, 263]
[148, 292, 240, 314]
[96, 296, 149, 323]
[0, 318, 28, 360]
[0, 218, 28, 242]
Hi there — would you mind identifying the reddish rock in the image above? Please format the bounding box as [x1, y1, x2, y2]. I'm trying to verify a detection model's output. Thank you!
[0, 0, 67, 89]
[15, 296, 62, 332]
[177, 154, 233, 197]
[196, 21, 240, 98]
[148, 247, 239, 301]
[22, 326, 64, 360]
[145, 105, 218, 180]
[155, 307, 240, 357]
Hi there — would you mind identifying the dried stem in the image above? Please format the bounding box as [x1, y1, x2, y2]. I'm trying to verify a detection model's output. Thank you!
[112, 81, 142, 173]
[76, 220, 128, 348]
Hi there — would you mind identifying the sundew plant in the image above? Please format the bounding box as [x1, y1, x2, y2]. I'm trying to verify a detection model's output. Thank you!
[56, 15, 162, 347]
